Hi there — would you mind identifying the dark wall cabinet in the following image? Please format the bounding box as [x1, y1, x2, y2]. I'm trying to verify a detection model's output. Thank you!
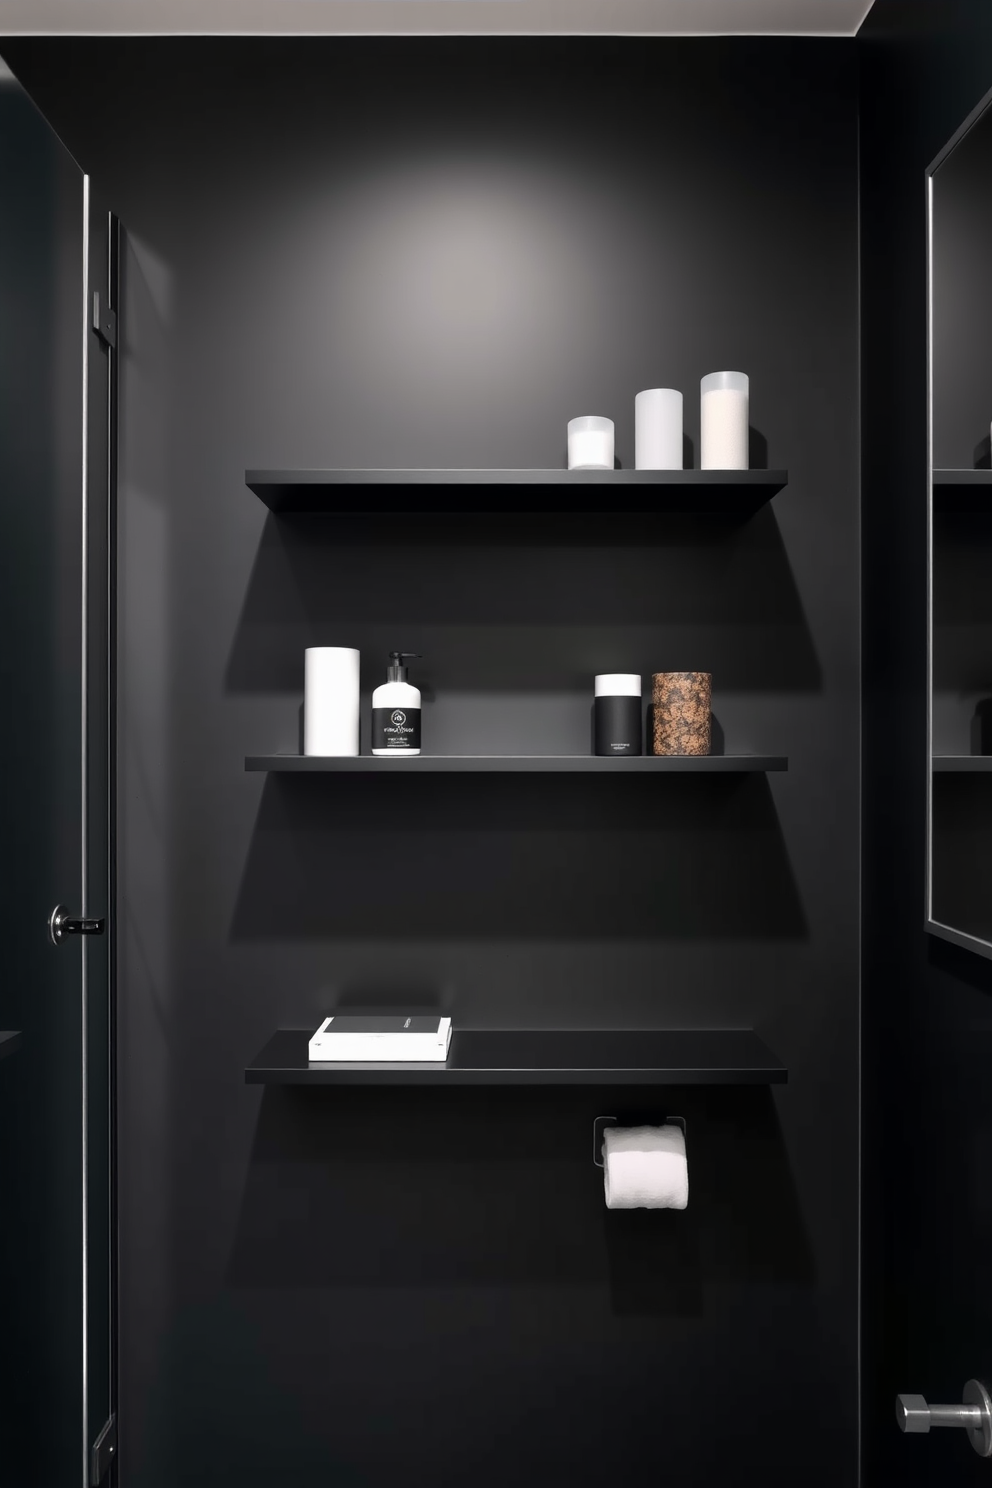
[928, 98, 992, 954]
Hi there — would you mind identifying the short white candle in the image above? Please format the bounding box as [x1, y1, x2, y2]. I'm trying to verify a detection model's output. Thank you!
[568, 415, 614, 470]
[700, 370, 749, 470]
[635, 388, 683, 470]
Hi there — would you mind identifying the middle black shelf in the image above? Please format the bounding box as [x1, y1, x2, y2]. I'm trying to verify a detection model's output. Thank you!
[245, 754, 789, 774]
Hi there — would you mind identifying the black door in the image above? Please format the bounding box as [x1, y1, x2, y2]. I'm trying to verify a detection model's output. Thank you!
[0, 61, 116, 1488]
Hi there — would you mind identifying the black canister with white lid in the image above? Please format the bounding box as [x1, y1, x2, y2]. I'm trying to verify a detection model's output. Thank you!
[593, 674, 642, 757]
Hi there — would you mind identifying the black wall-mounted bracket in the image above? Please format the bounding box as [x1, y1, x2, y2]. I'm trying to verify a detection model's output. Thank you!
[593, 1114, 686, 1167]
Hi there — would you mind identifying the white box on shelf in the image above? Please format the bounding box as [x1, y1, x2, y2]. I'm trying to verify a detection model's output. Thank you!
[308, 1014, 452, 1063]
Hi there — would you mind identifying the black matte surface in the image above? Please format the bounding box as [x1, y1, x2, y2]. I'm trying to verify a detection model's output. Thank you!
[248, 467, 788, 514]
[932, 756, 992, 771]
[246, 753, 789, 772]
[4, 36, 860, 1488]
[247, 1028, 787, 1084]
[860, 5, 992, 1484]
[0, 75, 90, 1488]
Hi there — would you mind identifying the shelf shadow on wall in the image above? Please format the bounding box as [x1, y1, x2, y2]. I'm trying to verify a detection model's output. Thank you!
[926, 929, 992, 993]
[226, 1085, 813, 1314]
[932, 773, 992, 944]
[934, 511, 992, 694]
[230, 773, 807, 941]
[225, 506, 821, 694]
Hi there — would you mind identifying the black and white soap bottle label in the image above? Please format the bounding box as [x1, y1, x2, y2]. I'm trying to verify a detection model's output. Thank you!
[372, 707, 421, 751]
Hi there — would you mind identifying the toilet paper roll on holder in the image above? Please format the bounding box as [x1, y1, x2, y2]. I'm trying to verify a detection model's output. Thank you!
[593, 1114, 686, 1167]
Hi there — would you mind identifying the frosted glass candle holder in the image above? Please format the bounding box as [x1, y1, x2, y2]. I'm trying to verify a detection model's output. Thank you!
[635, 388, 683, 470]
[568, 415, 614, 470]
[304, 646, 360, 756]
[700, 371, 749, 470]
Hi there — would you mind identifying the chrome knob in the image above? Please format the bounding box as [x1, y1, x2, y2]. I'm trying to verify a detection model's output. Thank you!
[896, 1380, 992, 1457]
[48, 904, 106, 947]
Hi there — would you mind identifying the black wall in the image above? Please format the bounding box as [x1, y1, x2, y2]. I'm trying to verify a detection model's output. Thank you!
[859, 3, 992, 1484]
[4, 39, 860, 1487]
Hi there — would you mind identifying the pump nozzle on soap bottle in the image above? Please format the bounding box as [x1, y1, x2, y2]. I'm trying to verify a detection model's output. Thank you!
[372, 652, 422, 756]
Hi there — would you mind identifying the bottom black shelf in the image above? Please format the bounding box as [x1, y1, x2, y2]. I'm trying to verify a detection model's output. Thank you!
[245, 1029, 787, 1086]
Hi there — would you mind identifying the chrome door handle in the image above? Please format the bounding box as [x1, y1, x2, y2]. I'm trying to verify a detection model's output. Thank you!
[896, 1380, 992, 1457]
[48, 904, 106, 947]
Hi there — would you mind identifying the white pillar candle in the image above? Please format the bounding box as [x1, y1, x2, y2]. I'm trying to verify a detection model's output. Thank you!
[304, 646, 360, 756]
[700, 370, 749, 470]
[568, 415, 614, 470]
[635, 388, 683, 470]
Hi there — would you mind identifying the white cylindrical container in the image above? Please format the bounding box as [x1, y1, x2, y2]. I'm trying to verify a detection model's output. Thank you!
[700, 370, 749, 470]
[635, 388, 683, 470]
[304, 646, 360, 756]
[568, 415, 614, 470]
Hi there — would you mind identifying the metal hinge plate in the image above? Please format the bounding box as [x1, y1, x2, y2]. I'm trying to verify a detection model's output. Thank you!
[90, 1414, 117, 1486]
[92, 290, 117, 349]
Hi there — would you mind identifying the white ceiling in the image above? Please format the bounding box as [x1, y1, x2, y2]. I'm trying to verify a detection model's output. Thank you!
[0, 0, 875, 38]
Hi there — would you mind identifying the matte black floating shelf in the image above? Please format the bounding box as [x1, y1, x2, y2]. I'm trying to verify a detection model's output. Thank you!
[933, 756, 992, 771]
[245, 754, 788, 773]
[0, 1031, 22, 1060]
[246, 1029, 787, 1086]
[246, 468, 788, 515]
[933, 469, 992, 510]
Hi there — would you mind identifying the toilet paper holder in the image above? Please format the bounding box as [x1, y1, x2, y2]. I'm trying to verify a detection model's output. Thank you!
[593, 1114, 686, 1167]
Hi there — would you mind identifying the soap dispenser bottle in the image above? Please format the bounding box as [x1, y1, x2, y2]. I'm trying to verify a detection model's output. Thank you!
[372, 652, 422, 756]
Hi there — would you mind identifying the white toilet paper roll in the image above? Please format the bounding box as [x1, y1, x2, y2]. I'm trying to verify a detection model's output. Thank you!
[304, 647, 360, 756]
[603, 1123, 688, 1210]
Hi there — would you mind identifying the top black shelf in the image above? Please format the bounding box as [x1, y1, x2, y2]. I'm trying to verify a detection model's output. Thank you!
[934, 469, 992, 511]
[246, 468, 788, 515]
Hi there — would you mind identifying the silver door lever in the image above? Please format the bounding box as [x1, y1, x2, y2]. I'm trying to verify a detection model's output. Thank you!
[48, 904, 106, 947]
[896, 1380, 992, 1457]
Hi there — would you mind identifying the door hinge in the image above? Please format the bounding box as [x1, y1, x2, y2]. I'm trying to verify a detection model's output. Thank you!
[90, 1414, 117, 1486]
[92, 290, 117, 349]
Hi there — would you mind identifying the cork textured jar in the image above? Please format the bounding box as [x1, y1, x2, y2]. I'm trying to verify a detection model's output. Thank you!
[651, 672, 712, 755]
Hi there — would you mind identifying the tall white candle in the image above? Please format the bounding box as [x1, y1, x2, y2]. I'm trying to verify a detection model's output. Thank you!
[304, 647, 360, 756]
[700, 371, 749, 470]
[568, 415, 614, 470]
[635, 388, 683, 470]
